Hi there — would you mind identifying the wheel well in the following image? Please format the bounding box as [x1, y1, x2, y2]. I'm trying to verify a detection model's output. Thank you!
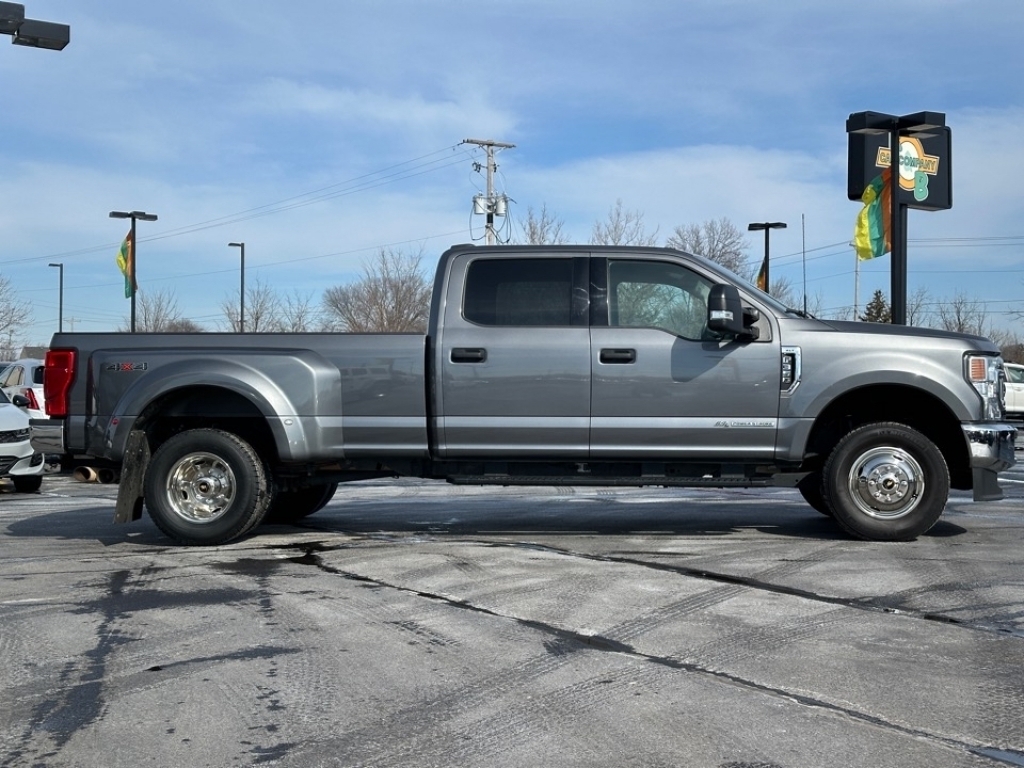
[803, 384, 971, 490]
[134, 386, 279, 467]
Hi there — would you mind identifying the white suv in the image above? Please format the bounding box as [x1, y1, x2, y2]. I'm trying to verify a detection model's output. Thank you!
[1005, 362, 1024, 420]
[0, 387, 45, 491]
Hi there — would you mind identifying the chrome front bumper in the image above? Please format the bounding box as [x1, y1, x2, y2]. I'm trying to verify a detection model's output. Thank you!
[962, 422, 1017, 473]
[29, 418, 64, 455]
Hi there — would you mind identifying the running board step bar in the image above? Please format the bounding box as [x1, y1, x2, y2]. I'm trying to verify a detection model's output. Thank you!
[446, 475, 775, 488]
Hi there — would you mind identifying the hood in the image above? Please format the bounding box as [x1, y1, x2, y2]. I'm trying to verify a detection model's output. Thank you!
[812, 318, 996, 346]
[0, 402, 30, 430]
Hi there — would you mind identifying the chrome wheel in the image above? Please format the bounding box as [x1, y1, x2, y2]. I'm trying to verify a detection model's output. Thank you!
[165, 451, 237, 524]
[823, 422, 948, 541]
[847, 446, 924, 520]
[145, 429, 270, 545]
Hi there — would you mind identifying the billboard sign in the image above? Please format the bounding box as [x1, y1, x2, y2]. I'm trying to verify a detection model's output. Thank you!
[848, 125, 951, 211]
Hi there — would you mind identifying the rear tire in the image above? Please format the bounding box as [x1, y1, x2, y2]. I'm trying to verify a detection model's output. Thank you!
[144, 429, 271, 546]
[822, 422, 948, 541]
[264, 482, 338, 525]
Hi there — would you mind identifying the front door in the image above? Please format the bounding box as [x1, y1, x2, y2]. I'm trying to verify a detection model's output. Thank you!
[589, 256, 781, 460]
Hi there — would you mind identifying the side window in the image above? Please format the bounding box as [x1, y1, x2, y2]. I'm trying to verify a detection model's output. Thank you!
[3, 366, 23, 387]
[607, 259, 713, 340]
[464, 258, 573, 326]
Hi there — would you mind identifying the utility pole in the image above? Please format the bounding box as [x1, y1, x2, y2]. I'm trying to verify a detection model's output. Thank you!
[463, 138, 515, 245]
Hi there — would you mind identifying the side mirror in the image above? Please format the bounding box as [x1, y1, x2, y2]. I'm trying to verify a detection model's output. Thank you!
[707, 284, 759, 340]
[11, 394, 30, 408]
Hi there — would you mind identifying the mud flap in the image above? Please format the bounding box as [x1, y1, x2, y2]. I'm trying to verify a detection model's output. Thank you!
[972, 468, 1004, 502]
[113, 430, 150, 523]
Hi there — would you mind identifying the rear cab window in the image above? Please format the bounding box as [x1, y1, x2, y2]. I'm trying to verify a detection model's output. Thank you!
[463, 258, 574, 326]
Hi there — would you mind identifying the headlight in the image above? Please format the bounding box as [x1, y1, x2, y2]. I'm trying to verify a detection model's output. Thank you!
[966, 354, 1005, 420]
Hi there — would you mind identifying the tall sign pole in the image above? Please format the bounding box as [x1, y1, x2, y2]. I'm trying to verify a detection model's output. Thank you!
[747, 221, 787, 294]
[889, 119, 906, 325]
[847, 111, 951, 325]
[110, 210, 159, 332]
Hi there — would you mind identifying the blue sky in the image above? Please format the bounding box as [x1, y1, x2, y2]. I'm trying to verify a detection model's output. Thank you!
[2, 0, 1023, 344]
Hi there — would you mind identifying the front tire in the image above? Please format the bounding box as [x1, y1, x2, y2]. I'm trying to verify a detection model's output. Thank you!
[144, 429, 271, 545]
[12, 475, 43, 493]
[822, 422, 949, 541]
[797, 472, 831, 516]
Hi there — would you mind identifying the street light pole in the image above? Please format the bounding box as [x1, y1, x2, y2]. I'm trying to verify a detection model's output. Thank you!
[109, 210, 158, 333]
[228, 242, 245, 332]
[5, 5, 69, 341]
[47, 262, 63, 332]
[747, 221, 787, 294]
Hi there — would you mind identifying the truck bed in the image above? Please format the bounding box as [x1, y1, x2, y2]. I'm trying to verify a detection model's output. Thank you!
[51, 331, 430, 462]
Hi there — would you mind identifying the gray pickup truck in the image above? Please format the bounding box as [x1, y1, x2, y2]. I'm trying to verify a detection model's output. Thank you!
[31, 244, 1017, 545]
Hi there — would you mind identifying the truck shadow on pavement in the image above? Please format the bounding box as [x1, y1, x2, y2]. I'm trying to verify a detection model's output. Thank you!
[292, 501, 970, 543]
[2, 497, 969, 546]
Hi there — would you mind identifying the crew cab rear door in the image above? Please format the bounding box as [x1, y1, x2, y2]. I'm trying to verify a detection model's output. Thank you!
[589, 255, 781, 460]
[435, 252, 591, 458]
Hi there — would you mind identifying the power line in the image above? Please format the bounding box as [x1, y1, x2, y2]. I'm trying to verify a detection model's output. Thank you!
[1, 144, 468, 267]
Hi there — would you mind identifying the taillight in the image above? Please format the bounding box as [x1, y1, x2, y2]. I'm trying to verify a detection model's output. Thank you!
[24, 388, 40, 410]
[44, 349, 76, 418]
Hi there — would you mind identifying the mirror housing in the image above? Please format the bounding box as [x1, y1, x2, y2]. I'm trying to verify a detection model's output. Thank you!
[707, 284, 759, 340]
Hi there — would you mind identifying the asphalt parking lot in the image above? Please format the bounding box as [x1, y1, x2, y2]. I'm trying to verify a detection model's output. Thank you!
[2, 446, 1024, 768]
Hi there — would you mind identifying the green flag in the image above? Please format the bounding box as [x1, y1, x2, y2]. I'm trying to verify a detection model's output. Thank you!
[115, 229, 136, 298]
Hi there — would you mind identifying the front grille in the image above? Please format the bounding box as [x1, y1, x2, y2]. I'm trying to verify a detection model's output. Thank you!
[0, 456, 18, 474]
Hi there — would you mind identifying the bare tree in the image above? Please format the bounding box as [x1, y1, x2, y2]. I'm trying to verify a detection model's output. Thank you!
[804, 290, 827, 318]
[906, 286, 932, 328]
[0, 274, 30, 352]
[666, 218, 747, 274]
[997, 330, 1023, 364]
[321, 247, 432, 332]
[220, 277, 283, 332]
[246, 279, 284, 333]
[165, 318, 205, 332]
[119, 288, 200, 332]
[518, 203, 570, 245]
[936, 290, 988, 335]
[769, 276, 798, 309]
[591, 199, 659, 246]
[279, 290, 321, 332]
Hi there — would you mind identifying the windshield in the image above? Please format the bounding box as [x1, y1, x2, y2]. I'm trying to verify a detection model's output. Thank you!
[686, 252, 797, 316]
[0, 389, 10, 405]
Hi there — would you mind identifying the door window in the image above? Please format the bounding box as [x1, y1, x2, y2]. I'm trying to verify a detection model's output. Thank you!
[607, 260, 714, 340]
[463, 258, 574, 326]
